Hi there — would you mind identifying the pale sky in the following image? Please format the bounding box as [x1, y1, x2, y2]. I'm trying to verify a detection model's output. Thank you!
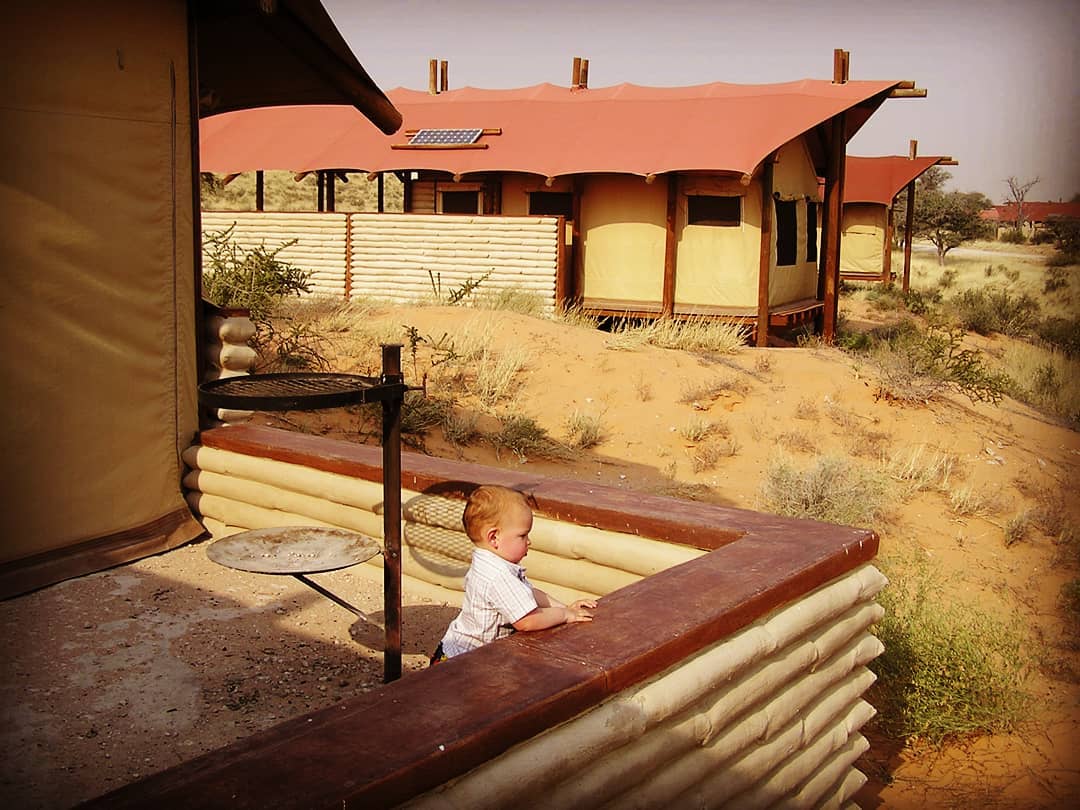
[324, 0, 1079, 203]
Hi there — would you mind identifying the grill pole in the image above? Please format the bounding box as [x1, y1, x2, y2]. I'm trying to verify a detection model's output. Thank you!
[381, 344, 404, 682]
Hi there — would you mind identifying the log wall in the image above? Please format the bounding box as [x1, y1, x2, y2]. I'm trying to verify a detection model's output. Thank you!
[201, 212, 561, 313]
[93, 425, 884, 809]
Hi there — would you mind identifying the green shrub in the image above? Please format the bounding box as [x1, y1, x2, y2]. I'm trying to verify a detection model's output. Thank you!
[487, 414, 572, 463]
[999, 227, 1027, 244]
[1043, 265, 1070, 294]
[870, 324, 1010, 404]
[202, 226, 309, 320]
[1032, 317, 1075, 354]
[870, 553, 1031, 744]
[949, 288, 1040, 336]
[759, 454, 890, 527]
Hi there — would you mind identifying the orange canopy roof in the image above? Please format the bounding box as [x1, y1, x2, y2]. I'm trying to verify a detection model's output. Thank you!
[201, 79, 901, 180]
[843, 155, 948, 205]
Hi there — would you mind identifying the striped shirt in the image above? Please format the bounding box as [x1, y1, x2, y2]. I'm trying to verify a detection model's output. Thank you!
[440, 548, 538, 658]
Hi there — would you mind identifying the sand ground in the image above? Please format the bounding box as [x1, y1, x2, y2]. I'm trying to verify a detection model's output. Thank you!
[2, 300, 1078, 808]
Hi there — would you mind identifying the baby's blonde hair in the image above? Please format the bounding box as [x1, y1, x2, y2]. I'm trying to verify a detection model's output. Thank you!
[462, 485, 530, 544]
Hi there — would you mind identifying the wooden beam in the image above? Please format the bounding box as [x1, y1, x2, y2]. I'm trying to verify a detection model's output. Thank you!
[908, 139, 919, 160]
[572, 57, 581, 87]
[888, 88, 927, 98]
[757, 159, 774, 347]
[938, 158, 959, 166]
[832, 48, 849, 83]
[222, 173, 240, 186]
[377, 172, 384, 213]
[580, 58, 589, 88]
[255, 169, 264, 212]
[644, 174, 657, 185]
[439, 60, 448, 93]
[662, 173, 678, 319]
[293, 171, 310, 182]
[893, 80, 917, 90]
[326, 170, 335, 212]
[428, 58, 437, 95]
[316, 170, 324, 212]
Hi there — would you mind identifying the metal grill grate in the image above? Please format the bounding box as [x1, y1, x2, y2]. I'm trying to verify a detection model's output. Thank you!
[198, 372, 381, 410]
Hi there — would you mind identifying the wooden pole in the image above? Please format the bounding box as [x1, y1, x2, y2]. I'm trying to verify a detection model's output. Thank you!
[326, 170, 335, 212]
[902, 139, 918, 292]
[883, 207, 893, 283]
[821, 114, 846, 342]
[428, 58, 438, 94]
[377, 172, 384, 213]
[572, 57, 581, 87]
[571, 176, 584, 304]
[381, 344, 403, 683]
[757, 157, 774, 347]
[580, 58, 589, 88]
[255, 169, 264, 212]
[316, 170, 324, 212]
[439, 60, 448, 93]
[662, 173, 678, 319]
[554, 215, 568, 312]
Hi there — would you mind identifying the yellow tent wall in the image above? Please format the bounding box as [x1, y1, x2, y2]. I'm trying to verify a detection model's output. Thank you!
[770, 138, 821, 304]
[0, 0, 203, 596]
[674, 176, 761, 309]
[840, 203, 888, 277]
[580, 175, 668, 307]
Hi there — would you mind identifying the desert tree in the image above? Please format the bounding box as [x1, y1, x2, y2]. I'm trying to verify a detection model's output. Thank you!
[891, 166, 953, 247]
[1003, 176, 1040, 231]
[913, 190, 993, 265]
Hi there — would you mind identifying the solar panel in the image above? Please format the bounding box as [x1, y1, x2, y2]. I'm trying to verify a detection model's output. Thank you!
[409, 128, 483, 145]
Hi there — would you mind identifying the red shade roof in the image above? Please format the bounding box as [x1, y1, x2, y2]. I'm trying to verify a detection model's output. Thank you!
[201, 79, 901, 180]
[980, 202, 1080, 222]
[843, 155, 949, 205]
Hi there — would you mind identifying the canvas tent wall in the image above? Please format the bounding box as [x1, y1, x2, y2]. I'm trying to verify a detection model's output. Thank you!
[0, 0, 399, 599]
[840, 154, 949, 281]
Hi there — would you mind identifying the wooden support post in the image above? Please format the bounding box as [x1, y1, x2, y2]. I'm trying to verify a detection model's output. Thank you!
[821, 114, 846, 342]
[316, 171, 324, 212]
[439, 60, 448, 93]
[377, 172, 385, 213]
[403, 175, 412, 213]
[757, 157, 774, 347]
[572, 57, 581, 87]
[381, 344, 403, 684]
[554, 215, 568, 313]
[255, 169, 264, 212]
[662, 173, 678, 319]
[883, 207, 894, 283]
[326, 170, 335, 212]
[832, 48, 849, 83]
[902, 139, 918, 293]
[580, 58, 589, 88]
[428, 58, 438, 94]
[571, 176, 584, 304]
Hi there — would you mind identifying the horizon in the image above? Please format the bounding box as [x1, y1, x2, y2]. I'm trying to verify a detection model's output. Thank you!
[324, 0, 1079, 204]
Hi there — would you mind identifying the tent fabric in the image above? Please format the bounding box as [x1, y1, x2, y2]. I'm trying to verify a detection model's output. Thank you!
[843, 155, 946, 205]
[200, 79, 901, 179]
[195, 0, 401, 134]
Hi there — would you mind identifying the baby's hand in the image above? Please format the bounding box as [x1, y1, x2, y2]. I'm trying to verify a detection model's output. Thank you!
[565, 599, 597, 623]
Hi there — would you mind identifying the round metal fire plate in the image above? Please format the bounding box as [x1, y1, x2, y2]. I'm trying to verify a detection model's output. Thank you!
[207, 527, 382, 574]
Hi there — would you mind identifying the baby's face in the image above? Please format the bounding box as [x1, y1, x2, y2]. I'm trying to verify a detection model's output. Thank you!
[492, 502, 533, 564]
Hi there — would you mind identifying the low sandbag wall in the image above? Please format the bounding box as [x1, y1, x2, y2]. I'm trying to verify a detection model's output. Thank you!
[94, 424, 883, 809]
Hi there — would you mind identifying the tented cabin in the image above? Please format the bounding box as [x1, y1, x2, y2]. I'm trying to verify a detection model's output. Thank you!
[201, 61, 925, 344]
[840, 153, 955, 282]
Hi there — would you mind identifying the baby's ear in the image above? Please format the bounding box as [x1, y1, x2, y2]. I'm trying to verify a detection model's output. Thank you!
[485, 525, 500, 545]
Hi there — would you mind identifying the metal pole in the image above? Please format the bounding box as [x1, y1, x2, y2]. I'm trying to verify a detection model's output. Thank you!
[381, 344, 404, 682]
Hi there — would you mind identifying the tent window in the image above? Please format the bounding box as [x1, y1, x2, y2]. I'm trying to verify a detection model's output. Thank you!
[440, 190, 480, 214]
[806, 201, 818, 263]
[687, 195, 740, 226]
[775, 199, 798, 266]
[529, 191, 574, 218]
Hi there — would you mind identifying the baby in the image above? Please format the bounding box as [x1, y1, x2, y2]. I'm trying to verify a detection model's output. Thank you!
[431, 485, 596, 663]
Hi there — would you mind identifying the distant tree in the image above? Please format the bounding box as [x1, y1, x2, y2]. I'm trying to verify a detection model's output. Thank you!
[1070, 192, 1080, 204]
[1003, 176, 1040, 230]
[913, 190, 993, 265]
[891, 166, 953, 246]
